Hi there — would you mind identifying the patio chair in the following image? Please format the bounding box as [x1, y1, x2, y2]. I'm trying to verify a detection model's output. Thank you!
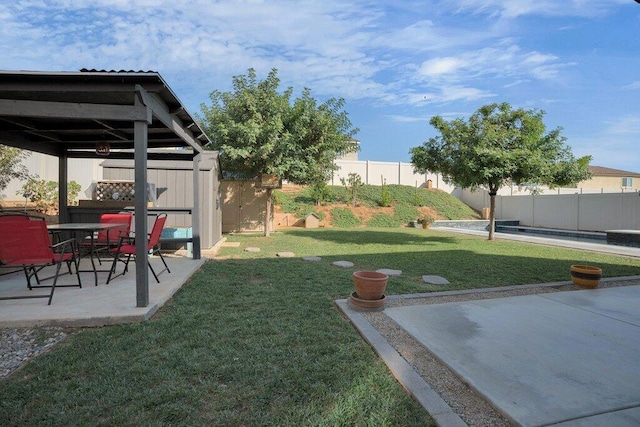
[0, 214, 82, 305]
[106, 213, 171, 284]
[78, 212, 133, 264]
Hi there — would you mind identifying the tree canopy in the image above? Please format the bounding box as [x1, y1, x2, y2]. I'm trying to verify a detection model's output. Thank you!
[199, 68, 358, 184]
[410, 102, 592, 240]
[199, 68, 358, 235]
[0, 145, 30, 193]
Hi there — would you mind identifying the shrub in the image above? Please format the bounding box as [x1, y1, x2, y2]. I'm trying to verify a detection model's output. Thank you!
[330, 207, 361, 228]
[339, 173, 363, 207]
[309, 181, 332, 205]
[379, 177, 393, 207]
[17, 179, 82, 215]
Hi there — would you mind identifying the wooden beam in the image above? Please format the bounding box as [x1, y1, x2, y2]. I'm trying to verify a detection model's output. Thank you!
[0, 99, 151, 122]
[135, 85, 203, 152]
[0, 131, 63, 156]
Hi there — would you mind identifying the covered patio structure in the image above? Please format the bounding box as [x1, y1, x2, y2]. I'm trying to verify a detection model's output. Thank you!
[0, 70, 211, 308]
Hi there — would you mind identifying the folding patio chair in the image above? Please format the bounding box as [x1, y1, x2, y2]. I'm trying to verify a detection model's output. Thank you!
[106, 213, 171, 284]
[0, 214, 81, 305]
[78, 212, 133, 264]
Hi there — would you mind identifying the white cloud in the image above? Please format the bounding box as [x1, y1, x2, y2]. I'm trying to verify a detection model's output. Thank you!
[605, 116, 640, 135]
[622, 81, 640, 90]
[419, 57, 467, 77]
[385, 114, 429, 123]
[447, 0, 631, 19]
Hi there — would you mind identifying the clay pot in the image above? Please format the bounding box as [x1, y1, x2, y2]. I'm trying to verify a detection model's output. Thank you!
[349, 292, 386, 309]
[570, 265, 602, 289]
[353, 271, 388, 300]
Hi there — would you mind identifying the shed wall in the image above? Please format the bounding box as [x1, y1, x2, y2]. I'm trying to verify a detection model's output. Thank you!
[101, 152, 222, 249]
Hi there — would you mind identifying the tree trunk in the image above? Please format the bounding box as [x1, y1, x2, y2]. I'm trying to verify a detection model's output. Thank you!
[264, 188, 272, 237]
[488, 191, 497, 241]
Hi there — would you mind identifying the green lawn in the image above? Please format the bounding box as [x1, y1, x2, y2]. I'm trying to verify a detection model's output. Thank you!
[2, 228, 639, 426]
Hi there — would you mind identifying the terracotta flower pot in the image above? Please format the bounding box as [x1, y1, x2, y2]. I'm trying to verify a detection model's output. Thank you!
[349, 292, 387, 309]
[353, 271, 388, 300]
[570, 265, 602, 289]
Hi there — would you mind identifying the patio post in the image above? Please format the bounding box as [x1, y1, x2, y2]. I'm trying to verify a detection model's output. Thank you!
[134, 95, 150, 308]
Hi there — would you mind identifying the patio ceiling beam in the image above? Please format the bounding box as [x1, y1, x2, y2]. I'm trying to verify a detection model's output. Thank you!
[0, 99, 152, 123]
[0, 131, 63, 156]
[135, 85, 202, 152]
[93, 120, 130, 141]
[0, 116, 62, 142]
[65, 150, 197, 161]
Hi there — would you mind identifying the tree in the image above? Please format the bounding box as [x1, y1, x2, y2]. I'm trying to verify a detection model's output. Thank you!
[410, 102, 592, 240]
[0, 145, 31, 192]
[199, 68, 358, 236]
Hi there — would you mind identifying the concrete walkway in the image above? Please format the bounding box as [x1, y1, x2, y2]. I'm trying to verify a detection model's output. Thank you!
[337, 232, 640, 426]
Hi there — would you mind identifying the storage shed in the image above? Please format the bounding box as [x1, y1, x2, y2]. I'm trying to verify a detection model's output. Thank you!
[97, 151, 223, 249]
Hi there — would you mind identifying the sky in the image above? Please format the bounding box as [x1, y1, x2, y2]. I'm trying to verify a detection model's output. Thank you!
[1, 0, 639, 173]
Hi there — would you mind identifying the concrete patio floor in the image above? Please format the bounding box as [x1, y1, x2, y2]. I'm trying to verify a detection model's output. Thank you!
[0, 255, 207, 328]
[337, 232, 640, 426]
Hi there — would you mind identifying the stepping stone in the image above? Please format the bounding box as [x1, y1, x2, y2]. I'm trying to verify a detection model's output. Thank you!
[244, 247, 260, 253]
[422, 275, 450, 285]
[303, 256, 322, 262]
[222, 242, 241, 247]
[377, 269, 402, 276]
[332, 260, 354, 268]
[277, 252, 295, 258]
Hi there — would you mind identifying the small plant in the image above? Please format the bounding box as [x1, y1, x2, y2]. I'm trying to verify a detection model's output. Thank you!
[379, 176, 392, 207]
[18, 179, 82, 215]
[340, 173, 363, 207]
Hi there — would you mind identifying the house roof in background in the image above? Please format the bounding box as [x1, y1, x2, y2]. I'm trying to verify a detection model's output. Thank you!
[588, 166, 640, 177]
[0, 69, 210, 160]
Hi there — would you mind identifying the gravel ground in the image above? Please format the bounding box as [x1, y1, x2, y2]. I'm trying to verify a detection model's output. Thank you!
[1, 327, 69, 379]
[360, 278, 639, 427]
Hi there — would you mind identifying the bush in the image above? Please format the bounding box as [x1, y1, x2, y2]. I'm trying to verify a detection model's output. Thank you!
[330, 207, 361, 228]
[367, 213, 398, 227]
[309, 181, 332, 205]
[17, 179, 82, 215]
[379, 178, 393, 207]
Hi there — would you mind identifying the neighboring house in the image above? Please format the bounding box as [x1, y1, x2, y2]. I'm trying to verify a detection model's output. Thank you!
[579, 166, 640, 192]
[335, 138, 360, 161]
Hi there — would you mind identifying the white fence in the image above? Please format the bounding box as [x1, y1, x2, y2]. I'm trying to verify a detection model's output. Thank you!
[461, 188, 640, 232]
[330, 160, 456, 193]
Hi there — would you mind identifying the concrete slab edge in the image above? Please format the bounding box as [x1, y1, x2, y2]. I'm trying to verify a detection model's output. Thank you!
[386, 275, 640, 302]
[335, 299, 467, 427]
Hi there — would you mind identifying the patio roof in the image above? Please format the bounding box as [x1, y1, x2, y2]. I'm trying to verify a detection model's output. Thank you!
[0, 69, 212, 307]
[0, 69, 209, 158]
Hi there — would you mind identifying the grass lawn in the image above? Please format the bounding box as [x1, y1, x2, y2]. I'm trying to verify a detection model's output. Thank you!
[2, 228, 639, 426]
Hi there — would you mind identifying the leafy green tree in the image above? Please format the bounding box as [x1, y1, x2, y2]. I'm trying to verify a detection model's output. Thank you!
[0, 145, 31, 192]
[410, 102, 592, 240]
[199, 68, 358, 236]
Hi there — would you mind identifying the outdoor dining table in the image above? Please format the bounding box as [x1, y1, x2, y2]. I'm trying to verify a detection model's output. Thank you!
[47, 222, 129, 286]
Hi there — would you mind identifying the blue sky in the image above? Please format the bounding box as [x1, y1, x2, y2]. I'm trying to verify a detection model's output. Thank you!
[2, 0, 639, 172]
